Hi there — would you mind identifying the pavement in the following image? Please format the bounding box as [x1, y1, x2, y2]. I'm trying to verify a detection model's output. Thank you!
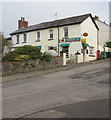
[2, 58, 110, 118]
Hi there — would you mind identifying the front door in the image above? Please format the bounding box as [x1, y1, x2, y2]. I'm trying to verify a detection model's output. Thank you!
[62, 46, 69, 58]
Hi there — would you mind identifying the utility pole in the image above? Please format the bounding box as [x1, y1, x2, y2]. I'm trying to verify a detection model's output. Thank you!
[55, 12, 58, 20]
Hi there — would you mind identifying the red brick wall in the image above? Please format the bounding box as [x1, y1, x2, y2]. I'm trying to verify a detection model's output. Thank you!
[18, 18, 28, 29]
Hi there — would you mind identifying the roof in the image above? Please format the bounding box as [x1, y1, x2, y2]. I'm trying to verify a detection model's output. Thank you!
[10, 13, 99, 35]
[97, 19, 110, 27]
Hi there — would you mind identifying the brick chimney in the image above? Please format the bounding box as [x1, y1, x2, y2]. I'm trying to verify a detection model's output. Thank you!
[93, 15, 99, 20]
[18, 17, 28, 29]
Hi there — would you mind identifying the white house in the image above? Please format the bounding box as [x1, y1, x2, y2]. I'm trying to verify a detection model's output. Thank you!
[10, 13, 99, 63]
[93, 16, 110, 51]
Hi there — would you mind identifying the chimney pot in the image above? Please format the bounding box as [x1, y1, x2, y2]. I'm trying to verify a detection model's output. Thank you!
[93, 15, 99, 20]
[18, 17, 28, 29]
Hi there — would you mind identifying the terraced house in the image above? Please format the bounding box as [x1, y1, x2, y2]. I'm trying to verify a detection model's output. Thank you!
[10, 13, 99, 62]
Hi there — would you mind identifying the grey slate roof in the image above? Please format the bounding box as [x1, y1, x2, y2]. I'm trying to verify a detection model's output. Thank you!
[10, 13, 99, 35]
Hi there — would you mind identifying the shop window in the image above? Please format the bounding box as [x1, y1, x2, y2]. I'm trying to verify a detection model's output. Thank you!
[48, 46, 57, 51]
[81, 49, 83, 53]
[86, 49, 88, 54]
[89, 46, 94, 55]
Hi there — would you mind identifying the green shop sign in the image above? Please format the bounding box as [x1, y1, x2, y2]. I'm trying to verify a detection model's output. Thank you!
[65, 37, 81, 42]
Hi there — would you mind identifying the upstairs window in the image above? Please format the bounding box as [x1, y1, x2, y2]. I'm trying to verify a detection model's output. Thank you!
[64, 27, 68, 38]
[36, 32, 40, 42]
[23, 34, 27, 43]
[49, 30, 53, 40]
[16, 35, 19, 44]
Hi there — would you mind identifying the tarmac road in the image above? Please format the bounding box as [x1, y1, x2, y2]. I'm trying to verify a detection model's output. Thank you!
[24, 98, 109, 118]
[2, 59, 109, 118]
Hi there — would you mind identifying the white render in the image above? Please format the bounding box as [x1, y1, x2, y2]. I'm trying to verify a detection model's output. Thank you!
[81, 16, 98, 61]
[95, 19, 110, 51]
[11, 15, 99, 63]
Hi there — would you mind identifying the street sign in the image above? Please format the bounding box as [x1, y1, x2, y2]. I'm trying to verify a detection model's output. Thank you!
[83, 33, 88, 37]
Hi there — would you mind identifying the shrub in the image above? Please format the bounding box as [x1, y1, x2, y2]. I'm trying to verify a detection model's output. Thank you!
[2, 51, 18, 62]
[13, 45, 42, 59]
[15, 55, 31, 61]
[42, 53, 52, 61]
[105, 42, 111, 48]
[2, 45, 52, 62]
[2, 45, 43, 62]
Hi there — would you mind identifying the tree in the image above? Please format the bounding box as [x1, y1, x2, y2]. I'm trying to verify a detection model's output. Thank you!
[0, 32, 13, 52]
[105, 42, 111, 48]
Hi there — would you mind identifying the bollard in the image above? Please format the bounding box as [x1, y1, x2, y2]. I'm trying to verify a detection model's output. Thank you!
[63, 52, 66, 66]
[75, 51, 81, 63]
[75, 54, 78, 63]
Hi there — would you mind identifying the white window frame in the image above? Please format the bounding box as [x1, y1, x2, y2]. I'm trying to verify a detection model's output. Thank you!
[49, 29, 53, 40]
[64, 27, 68, 38]
[16, 35, 19, 44]
[23, 33, 27, 43]
[37, 31, 40, 41]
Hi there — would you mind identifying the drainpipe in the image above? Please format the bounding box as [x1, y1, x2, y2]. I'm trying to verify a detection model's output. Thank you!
[97, 30, 99, 50]
[57, 27, 60, 56]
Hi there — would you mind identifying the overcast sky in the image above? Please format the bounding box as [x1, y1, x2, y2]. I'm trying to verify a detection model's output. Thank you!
[1, 1, 110, 37]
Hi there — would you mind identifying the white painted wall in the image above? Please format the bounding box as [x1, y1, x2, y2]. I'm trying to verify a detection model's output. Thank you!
[81, 16, 98, 61]
[95, 20, 109, 51]
[59, 24, 82, 60]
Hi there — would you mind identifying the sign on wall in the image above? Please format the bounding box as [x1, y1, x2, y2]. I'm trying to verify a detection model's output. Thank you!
[65, 37, 81, 42]
[81, 39, 86, 44]
[83, 33, 88, 37]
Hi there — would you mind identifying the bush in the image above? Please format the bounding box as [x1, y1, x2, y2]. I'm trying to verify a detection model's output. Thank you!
[2, 51, 18, 62]
[13, 45, 42, 59]
[42, 53, 52, 61]
[15, 55, 31, 61]
[105, 42, 111, 48]
[2, 45, 52, 62]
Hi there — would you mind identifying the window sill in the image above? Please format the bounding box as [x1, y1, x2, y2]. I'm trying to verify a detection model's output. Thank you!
[22, 42, 26, 43]
[89, 55, 95, 57]
[64, 37, 69, 39]
[35, 40, 40, 42]
[48, 38, 53, 40]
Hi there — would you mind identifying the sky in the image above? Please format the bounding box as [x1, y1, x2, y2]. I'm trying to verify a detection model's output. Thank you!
[1, 1, 110, 37]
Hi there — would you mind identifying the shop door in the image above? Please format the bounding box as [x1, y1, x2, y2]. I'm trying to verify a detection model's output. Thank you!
[62, 46, 69, 58]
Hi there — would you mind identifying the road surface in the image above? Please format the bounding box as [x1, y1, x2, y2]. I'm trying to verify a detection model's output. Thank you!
[2, 59, 109, 118]
[24, 98, 109, 118]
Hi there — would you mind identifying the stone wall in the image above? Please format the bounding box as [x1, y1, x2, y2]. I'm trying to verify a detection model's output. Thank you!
[2, 56, 63, 76]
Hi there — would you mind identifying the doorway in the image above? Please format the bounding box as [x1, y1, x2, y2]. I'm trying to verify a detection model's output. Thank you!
[62, 46, 69, 58]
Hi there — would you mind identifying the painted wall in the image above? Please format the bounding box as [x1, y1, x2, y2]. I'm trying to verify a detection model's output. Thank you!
[95, 20, 109, 51]
[81, 16, 98, 61]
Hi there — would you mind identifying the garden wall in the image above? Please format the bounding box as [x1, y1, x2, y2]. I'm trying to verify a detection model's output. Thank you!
[2, 56, 63, 76]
